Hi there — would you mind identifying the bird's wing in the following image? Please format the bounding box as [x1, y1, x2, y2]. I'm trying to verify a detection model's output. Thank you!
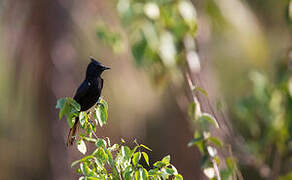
[100, 78, 104, 90]
[73, 80, 89, 101]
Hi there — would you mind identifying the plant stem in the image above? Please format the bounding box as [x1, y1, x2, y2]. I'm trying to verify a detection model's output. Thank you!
[212, 158, 221, 180]
[88, 121, 99, 139]
[186, 71, 222, 180]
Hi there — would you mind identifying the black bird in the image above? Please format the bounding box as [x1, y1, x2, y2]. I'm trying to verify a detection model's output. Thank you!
[67, 57, 110, 146]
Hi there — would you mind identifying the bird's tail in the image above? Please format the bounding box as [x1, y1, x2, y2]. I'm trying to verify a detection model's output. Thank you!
[66, 117, 79, 146]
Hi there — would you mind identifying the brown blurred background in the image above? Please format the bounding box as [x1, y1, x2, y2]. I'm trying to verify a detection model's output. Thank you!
[0, 0, 291, 179]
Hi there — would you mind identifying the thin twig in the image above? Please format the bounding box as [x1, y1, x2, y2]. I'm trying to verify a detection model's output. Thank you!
[185, 72, 200, 106]
[185, 71, 222, 180]
[90, 128, 99, 139]
[88, 120, 99, 139]
[228, 145, 243, 180]
[114, 165, 123, 180]
[212, 158, 221, 180]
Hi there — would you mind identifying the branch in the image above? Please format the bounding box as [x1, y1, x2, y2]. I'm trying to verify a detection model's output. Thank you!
[212, 158, 221, 180]
[185, 72, 222, 180]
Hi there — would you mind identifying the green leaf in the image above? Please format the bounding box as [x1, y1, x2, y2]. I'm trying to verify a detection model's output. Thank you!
[80, 162, 92, 176]
[123, 167, 134, 180]
[71, 160, 81, 167]
[142, 152, 150, 166]
[95, 101, 108, 127]
[165, 167, 175, 175]
[153, 161, 165, 169]
[132, 152, 141, 166]
[60, 101, 70, 120]
[198, 113, 219, 128]
[56, 98, 68, 120]
[188, 137, 204, 147]
[67, 116, 75, 129]
[140, 144, 152, 151]
[87, 177, 100, 180]
[148, 169, 159, 176]
[76, 168, 82, 174]
[135, 170, 140, 180]
[79, 112, 87, 127]
[160, 168, 169, 179]
[56, 97, 80, 128]
[131, 144, 139, 155]
[67, 97, 81, 111]
[112, 164, 120, 179]
[162, 155, 170, 164]
[220, 169, 232, 180]
[79, 177, 85, 180]
[104, 148, 115, 167]
[108, 144, 119, 152]
[140, 168, 148, 180]
[188, 100, 201, 120]
[174, 174, 183, 180]
[208, 137, 223, 148]
[71, 155, 95, 167]
[96, 138, 107, 148]
[106, 137, 111, 147]
[56, 98, 66, 109]
[170, 165, 178, 175]
[200, 155, 209, 169]
[188, 102, 196, 119]
[193, 86, 208, 97]
[132, 35, 147, 66]
[99, 98, 108, 111]
[226, 157, 236, 171]
[82, 137, 97, 143]
[134, 168, 147, 180]
[77, 139, 87, 155]
[122, 146, 132, 160]
[94, 158, 103, 170]
[96, 24, 124, 53]
[96, 148, 108, 163]
[207, 146, 217, 157]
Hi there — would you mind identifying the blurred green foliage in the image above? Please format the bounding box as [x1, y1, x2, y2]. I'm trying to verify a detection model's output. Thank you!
[231, 59, 292, 179]
[96, 23, 125, 53]
[188, 94, 238, 179]
[94, 0, 292, 179]
[114, 0, 240, 179]
[116, 0, 198, 85]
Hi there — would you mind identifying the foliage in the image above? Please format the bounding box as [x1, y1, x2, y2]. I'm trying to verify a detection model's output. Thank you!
[67, 0, 242, 179]
[231, 60, 292, 179]
[93, 0, 292, 179]
[56, 97, 183, 180]
[114, 0, 239, 179]
[187, 93, 238, 179]
[96, 23, 125, 53]
[116, 0, 198, 84]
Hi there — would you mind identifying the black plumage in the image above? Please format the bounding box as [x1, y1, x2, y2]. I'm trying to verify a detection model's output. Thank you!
[67, 57, 110, 146]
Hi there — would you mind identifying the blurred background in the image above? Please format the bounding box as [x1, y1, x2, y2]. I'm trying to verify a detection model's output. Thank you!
[0, 0, 292, 179]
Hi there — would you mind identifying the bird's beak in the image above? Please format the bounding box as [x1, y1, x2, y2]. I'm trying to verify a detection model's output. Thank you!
[102, 66, 110, 70]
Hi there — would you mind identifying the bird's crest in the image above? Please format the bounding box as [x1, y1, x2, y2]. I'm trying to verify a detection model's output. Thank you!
[90, 57, 103, 66]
